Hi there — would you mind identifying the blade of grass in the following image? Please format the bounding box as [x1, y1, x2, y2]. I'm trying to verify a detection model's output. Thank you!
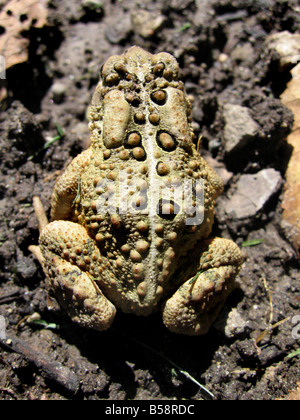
[114, 329, 214, 400]
[28, 124, 65, 161]
[286, 349, 300, 359]
[30, 319, 59, 330]
[178, 22, 192, 32]
[242, 239, 264, 247]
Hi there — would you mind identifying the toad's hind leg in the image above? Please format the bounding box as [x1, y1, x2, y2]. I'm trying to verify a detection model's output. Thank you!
[162, 238, 243, 336]
[38, 220, 116, 331]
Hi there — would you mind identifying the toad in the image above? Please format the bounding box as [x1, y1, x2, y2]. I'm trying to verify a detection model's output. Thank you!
[30, 47, 243, 335]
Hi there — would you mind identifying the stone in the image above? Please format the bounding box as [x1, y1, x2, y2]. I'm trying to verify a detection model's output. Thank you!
[205, 155, 233, 187]
[81, 0, 103, 10]
[224, 308, 250, 338]
[105, 14, 132, 44]
[214, 307, 251, 338]
[231, 42, 254, 63]
[266, 31, 300, 71]
[0, 315, 6, 340]
[131, 10, 165, 39]
[224, 169, 282, 220]
[193, 0, 214, 28]
[223, 104, 259, 154]
[51, 82, 67, 104]
[16, 251, 37, 279]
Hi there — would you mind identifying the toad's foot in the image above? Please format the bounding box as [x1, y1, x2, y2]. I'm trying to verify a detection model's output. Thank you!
[162, 238, 243, 336]
[39, 220, 116, 331]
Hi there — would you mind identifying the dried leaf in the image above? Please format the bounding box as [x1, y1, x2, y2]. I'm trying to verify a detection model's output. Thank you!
[277, 382, 300, 401]
[0, 0, 48, 70]
[281, 63, 300, 256]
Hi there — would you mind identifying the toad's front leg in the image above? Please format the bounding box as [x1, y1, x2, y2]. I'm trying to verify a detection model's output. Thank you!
[39, 220, 116, 331]
[162, 238, 243, 336]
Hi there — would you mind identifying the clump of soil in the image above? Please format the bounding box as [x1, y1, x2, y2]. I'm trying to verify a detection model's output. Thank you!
[0, 0, 299, 400]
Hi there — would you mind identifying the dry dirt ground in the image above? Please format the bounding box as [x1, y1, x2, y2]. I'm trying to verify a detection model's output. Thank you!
[0, 0, 299, 400]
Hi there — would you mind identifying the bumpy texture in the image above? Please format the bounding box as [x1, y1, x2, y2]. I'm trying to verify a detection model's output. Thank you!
[39, 46, 243, 335]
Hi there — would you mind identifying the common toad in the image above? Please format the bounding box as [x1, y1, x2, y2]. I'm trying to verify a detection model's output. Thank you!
[31, 47, 243, 335]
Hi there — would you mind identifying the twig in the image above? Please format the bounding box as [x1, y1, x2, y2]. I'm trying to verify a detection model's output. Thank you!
[0, 387, 18, 399]
[255, 317, 291, 345]
[0, 334, 80, 394]
[32, 196, 49, 233]
[0, 290, 23, 305]
[262, 276, 273, 324]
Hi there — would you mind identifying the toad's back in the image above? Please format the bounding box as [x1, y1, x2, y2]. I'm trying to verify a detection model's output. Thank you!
[51, 47, 223, 315]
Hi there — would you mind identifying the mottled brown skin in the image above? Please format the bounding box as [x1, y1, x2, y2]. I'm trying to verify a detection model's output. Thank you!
[36, 47, 243, 335]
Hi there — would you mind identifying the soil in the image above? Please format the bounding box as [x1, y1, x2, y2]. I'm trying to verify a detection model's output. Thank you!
[0, 0, 299, 401]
